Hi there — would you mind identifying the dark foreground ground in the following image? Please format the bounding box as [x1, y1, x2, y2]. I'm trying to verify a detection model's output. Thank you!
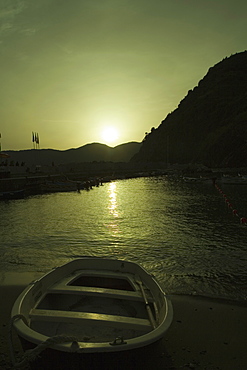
[1, 272, 246, 370]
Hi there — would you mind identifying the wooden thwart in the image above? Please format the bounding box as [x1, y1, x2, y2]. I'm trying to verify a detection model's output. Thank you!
[47, 285, 148, 302]
[30, 309, 152, 331]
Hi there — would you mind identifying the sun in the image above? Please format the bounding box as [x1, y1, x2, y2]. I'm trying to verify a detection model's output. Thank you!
[101, 126, 119, 145]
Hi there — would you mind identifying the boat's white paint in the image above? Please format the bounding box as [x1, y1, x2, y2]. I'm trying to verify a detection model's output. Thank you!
[12, 258, 173, 353]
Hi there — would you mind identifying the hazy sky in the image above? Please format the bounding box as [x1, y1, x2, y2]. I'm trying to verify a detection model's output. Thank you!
[1, 0, 246, 150]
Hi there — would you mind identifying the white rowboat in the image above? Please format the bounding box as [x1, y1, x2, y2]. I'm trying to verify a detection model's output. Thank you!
[11, 258, 173, 368]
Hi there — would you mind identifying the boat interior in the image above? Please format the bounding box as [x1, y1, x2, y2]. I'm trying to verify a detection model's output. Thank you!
[29, 270, 158, 343]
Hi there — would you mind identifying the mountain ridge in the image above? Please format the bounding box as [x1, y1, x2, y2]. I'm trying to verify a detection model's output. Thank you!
[2, 142, 142, 166]
[132, 51, 247, 167]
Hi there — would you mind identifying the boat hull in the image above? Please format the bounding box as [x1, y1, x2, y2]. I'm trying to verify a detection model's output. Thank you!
[11, 258, 173, 367]
[18, 335, 166, 370]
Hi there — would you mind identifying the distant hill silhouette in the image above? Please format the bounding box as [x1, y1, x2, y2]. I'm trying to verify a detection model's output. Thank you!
[3, 142, 142, 166]
[131, 51, 247, 167]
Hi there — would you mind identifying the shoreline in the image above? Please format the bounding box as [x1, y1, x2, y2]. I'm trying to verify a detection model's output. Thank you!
[1, 273, 247, 369]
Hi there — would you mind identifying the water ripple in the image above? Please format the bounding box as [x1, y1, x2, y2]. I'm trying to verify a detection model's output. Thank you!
[0, 177, 247, 301]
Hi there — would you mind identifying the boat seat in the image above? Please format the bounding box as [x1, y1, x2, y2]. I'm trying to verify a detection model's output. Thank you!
[47, 285, 153, 302]
[58, 270, 137, 285]
[51, 270, 141, 292]
[30, 309, 152, 331]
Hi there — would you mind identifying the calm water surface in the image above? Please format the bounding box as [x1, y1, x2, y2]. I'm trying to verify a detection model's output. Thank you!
[1, 176, 247, 302]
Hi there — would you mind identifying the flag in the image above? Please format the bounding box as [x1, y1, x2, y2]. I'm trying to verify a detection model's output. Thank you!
[32, 132, 35, 142]
[36, 133, 39, 144]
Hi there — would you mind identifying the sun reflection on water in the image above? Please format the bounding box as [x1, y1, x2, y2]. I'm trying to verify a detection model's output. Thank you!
[107, 182, 121, 237]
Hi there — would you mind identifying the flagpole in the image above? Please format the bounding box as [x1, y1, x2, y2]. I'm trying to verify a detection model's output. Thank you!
[32, 132, 35, 149]
[36, 132, 40, 149]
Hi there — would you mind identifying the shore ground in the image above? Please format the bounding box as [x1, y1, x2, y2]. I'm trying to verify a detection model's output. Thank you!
[1, 272, 246, 369]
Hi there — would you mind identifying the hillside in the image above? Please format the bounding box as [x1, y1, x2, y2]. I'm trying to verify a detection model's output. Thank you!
[131, 51, 247, 167]
[3, 142, 142, 166]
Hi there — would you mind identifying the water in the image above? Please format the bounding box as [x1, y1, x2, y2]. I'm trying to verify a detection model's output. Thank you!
[1, 176, 247, 302]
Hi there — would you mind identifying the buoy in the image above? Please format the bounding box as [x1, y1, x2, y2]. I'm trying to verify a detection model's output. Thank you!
[232, 209, 238, 215]
[240, 217, 247, 224]
[227, 203, 232, 208]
